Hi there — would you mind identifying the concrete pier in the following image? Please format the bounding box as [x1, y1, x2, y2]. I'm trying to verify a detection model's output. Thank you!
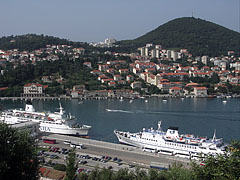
[47, 134, 191, 169]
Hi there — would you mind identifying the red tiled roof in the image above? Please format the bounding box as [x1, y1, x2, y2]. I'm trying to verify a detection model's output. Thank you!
[194, 87, 207, 90]
[24, 83, 43, 87]
[170, 87, 181, 90]
[0, 87, 8, 90]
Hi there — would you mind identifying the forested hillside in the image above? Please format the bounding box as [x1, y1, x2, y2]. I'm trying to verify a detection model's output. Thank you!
[119, 17, 240, 56]
[0, 34, 88, 51]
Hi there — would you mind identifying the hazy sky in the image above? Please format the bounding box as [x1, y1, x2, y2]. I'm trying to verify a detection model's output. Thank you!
[0, 0, 239, 42]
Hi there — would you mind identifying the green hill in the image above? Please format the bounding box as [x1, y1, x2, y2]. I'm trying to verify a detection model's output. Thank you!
[120, 17, 240, 56]
[0, 34, 87, 51]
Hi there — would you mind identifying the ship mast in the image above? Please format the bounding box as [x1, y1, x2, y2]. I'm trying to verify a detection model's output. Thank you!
[59, 103, 64, 115]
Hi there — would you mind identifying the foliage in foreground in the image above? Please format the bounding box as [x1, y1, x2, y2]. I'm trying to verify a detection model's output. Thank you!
[0, 123, 39, 180]
[77, 143, 240, 180]
[65, 149, 77, 180]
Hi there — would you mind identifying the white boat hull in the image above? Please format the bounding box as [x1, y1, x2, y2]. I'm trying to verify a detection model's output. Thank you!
[114, 127, 225, 158]
[39, 123, 91, 136]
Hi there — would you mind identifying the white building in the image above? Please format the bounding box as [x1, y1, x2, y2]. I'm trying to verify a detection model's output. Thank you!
[193, 87, 208, 97]
[104, 38, 117, 45]
[22, 83, 45, 97]
[201, 56, 209, 65]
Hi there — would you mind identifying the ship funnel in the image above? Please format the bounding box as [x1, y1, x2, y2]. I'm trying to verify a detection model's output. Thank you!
[25, 101, 35, 112]
[59, 102, 64, 115]
[158, 121, 162, 130]
[212, 129, 216, 142]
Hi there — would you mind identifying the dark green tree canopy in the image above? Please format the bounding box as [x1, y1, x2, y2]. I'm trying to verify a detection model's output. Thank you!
[0, 124, 39, 180]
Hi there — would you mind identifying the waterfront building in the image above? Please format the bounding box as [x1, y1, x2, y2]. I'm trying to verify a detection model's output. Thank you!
[169, 86, 182, 96]
[22, 83, 46, 97]
[193, 87, 208, 97]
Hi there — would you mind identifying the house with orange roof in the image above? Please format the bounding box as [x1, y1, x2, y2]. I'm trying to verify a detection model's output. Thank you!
[108, 81, 116, 87]
[106, 60, 126, 65]
[126, 75, 134, 81]
[140, 72, 150, 81]
[98, 75, 108, 81]
[158, 82, 183, 92]
[39, 167, 65, 180]
[101, 78, 114, 84]
[229, 76, 240, 84]
[169, 86, 182, 96]
[106, 68, 116, 74]
[160, 72, 189, 80]
[219, 70, 231, 76]
[91, 69, 102, 75]
[201, 66, 210, 72]
[133, 67, 143, 75]
[98, 64, 110, 71]
[22, 83, 46, 97]
[83, 62, 92, 69]
[193, 87, 208, 97]
[145, 68, 156, 73]
[178, 66, 191, 72]
[186, 82, 199, 87]
[119, 69, 129, 74]
[113, 75, 122, 81]
[0, 87, 8, 91]
[192, 72, 212, 78]
[42, 76, 52, 83]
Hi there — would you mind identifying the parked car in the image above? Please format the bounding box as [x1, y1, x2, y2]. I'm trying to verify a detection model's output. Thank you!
[76, 144, 83, 149]
[70, 143, 76, 148]
[64, 140, 71, 145]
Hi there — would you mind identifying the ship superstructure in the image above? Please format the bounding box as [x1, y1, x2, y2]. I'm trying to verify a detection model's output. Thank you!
[0, 101, 91, 136]
[114, 121, 227, 159]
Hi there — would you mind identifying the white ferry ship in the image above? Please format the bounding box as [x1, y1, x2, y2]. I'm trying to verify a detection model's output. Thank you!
[114, 121, 227, 159]
[0, 101, 91, 136]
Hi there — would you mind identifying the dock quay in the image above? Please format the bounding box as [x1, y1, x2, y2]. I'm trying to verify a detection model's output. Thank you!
[46, 134, 191, 169]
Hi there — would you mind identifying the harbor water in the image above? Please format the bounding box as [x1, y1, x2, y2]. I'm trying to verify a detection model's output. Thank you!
[0, 97, 239, 143]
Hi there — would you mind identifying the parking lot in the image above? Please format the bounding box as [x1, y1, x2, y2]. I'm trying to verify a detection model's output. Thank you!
[38, 134, 192, 174]
[38, 139, 138, 174]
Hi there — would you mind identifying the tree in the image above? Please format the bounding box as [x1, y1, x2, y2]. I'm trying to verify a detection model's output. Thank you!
[0, 123, 39, 180]
[148, 85, 160, 94]
[65, 149, 77, 180]
[209, 72, 220, 84]
[192, 141, 240, 180]
[53, 164, 66, 171]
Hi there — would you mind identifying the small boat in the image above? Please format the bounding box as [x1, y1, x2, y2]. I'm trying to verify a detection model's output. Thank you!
[145, 99, 148, 103]
[78, 101, 83, 104]
[162, 99, 167, 102]
[119, 97, 124, 102]
[129, 100, 133, 103]
[222, 100, 227, 103]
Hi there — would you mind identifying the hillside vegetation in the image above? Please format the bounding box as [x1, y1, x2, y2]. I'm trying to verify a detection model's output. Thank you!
[119, 17, 240, 56]
[0, 34, 87, 51]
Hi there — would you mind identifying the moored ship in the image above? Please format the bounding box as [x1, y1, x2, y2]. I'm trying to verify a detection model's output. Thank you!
[114, 121, 227, 159]
[0, 101, 91, 136]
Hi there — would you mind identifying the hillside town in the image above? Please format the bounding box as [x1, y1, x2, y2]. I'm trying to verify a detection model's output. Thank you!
[0, 40, 240, 99]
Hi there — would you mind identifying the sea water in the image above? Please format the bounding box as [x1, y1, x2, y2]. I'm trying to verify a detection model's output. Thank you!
[1, 97, 239, 143]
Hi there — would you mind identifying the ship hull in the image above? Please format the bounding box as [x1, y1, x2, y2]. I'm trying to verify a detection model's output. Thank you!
[114, 130, 225, 158]
[39, 123, 91, 136]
